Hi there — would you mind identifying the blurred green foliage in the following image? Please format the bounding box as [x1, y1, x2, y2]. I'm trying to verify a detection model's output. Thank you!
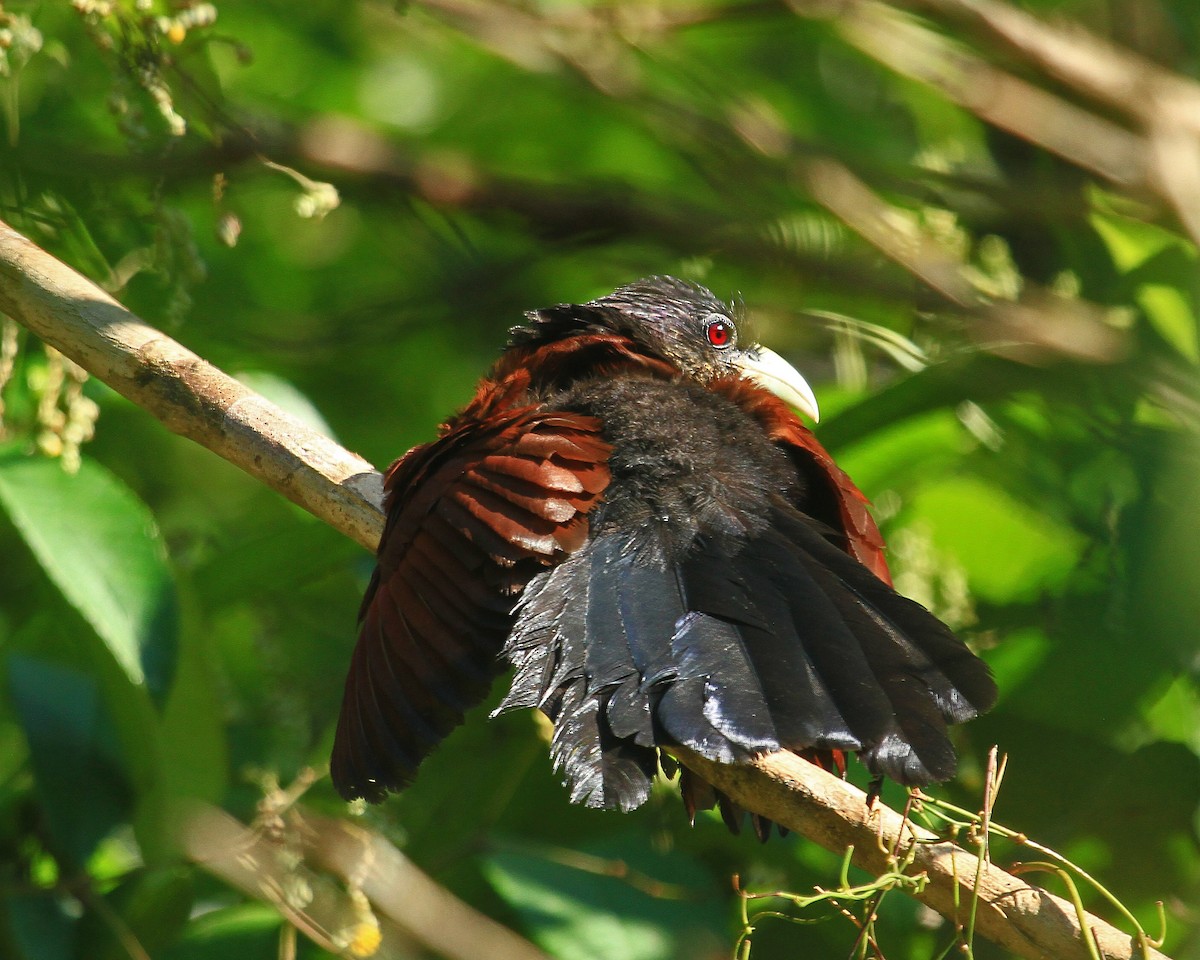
[0, 1, 1198, 958]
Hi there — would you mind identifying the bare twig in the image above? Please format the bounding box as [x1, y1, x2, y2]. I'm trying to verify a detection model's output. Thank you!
[302, 812, 552, 960]
[857, 0, 1200, 244]
[800, 158, 1128, 363]
[827, 0, 1150, 190]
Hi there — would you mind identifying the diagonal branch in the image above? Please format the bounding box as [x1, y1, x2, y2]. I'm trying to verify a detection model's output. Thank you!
[0, 219, 385, 552]
[677, 749, 1169, 960]
[0, 218, 1171, 960]
[183, 803, 552, 960]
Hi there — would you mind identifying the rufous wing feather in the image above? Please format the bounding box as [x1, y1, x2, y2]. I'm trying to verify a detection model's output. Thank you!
[331, 410, 610, 803]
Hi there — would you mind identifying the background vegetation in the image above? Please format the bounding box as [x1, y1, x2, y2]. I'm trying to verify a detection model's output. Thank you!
[0, 0, 1198, 957]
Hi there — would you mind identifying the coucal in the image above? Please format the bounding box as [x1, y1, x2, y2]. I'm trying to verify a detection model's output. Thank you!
[332, 277, 996, 835]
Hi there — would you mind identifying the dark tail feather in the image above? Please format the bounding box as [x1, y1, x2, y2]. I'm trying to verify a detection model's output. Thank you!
[549, 682, 658, 811]
[766, 504, 996, 782]
[681, 534, 864, 752]
[773, 506, 997, 721]
[496, 505, 996, 821]
[497, 540, 659, 811]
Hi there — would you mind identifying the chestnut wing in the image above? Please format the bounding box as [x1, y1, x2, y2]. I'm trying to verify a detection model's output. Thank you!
[331, 410, 610, 803]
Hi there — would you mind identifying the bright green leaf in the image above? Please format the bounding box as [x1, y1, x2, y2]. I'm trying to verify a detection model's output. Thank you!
[0, 454, 178, 701]
[975, 628, 1050, 703]
[827, 408, 964, 498]
[1142, 676, 1200, 755]
[1138, 284, 1198, 362]
[1090, 204, 1183, 272]
[904, 476, 1085, 602]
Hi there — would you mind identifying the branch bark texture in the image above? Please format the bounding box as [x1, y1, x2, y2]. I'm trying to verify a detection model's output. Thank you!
[0, 219, 385, 551]
[0, 219, 1170, 960]
[677, 749, 1167, 960]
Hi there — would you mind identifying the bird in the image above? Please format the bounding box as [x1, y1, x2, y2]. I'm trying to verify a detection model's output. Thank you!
[331, 276, 997, 837]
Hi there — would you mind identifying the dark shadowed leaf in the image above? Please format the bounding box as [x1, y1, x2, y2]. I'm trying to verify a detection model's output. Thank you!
[6, 655, 133, 867]
[76, 868, 195, 960]
[3, 893, 76, 960]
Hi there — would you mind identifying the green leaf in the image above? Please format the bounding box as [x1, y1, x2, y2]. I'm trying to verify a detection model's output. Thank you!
[1090, 207, 1181, 272]
[483, 839, 724, 960]
[4, 893, 76, 960]
[825, 408, 963, 497]
[903, 475, 1085, 602]
[160, 904, 282, 960]
[1143, 675, 1200, 754]
[0, 453, 178, 702]
[76, 867, 195, 960]
[1092, 210, 1199, 361]
[1138, 283, 1198, 363]
[1127, 430, 1200, 667]
[6, 655, 133, 867]
[969, 712, 1200, 900]
[816, 355, 1063, 454]
[157, 612, 229, 807]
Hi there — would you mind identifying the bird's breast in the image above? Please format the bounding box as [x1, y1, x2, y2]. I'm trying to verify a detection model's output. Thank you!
[553, 376, 799, 563]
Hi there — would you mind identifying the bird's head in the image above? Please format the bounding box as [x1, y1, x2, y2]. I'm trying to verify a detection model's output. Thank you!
[512, 276, 820, 423]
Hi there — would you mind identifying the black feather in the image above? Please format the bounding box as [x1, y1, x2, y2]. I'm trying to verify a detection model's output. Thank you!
[767, 502, 995, 782]
[772, 503, 997, 719]
[668, 610, 779, 752]
[680, 534, 861, 752]
[498, 537, 660, 811]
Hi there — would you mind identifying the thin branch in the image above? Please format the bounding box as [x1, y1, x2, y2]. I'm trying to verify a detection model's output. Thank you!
[827, 0, 1150, 190]
[799, 158, 1129, 364]
[302, 812, 552, 960]
[183, 804, 551, 960]
[0, 218, 1173, 960]
[858, 0, 1200, 244]
[900, 0, 1200, 135]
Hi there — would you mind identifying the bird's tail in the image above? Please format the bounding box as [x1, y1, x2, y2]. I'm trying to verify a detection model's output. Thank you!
[495, 500, 997, 825]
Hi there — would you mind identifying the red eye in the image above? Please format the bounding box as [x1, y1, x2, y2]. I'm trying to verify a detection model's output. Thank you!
[706, 318, 734, 348]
